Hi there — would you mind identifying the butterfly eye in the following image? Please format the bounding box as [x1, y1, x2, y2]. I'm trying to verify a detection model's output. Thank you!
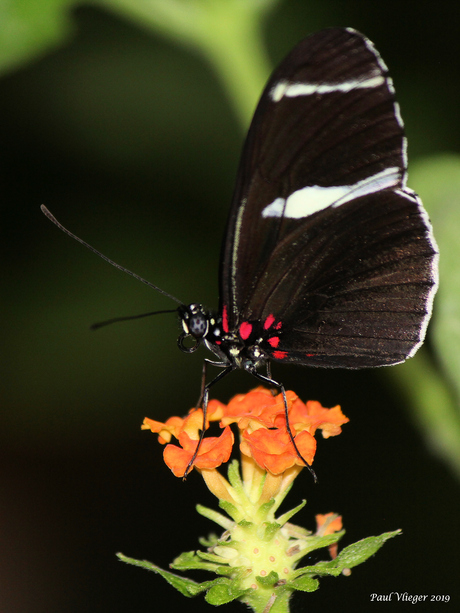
[188, 314, 208, 338]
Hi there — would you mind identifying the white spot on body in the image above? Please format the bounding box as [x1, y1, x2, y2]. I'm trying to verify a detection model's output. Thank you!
[262, 167, 401, 219]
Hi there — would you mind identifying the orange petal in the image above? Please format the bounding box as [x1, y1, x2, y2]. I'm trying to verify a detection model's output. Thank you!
[241, 426, 316, 475]
[287, 398, 349, 437]
[164, 427, 234, 477]
[316, 512, 343, 535]
[141, 415, 184, 443]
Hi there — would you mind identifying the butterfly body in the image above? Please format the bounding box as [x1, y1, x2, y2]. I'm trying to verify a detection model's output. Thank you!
[178, 304, 264, 371]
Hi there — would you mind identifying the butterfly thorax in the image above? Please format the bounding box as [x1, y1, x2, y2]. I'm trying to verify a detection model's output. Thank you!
[178, 303, 272, 371]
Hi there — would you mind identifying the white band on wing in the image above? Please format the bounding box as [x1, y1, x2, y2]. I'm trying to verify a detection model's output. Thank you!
[270, 74, 385, 102]
[261, 167, 401, 219]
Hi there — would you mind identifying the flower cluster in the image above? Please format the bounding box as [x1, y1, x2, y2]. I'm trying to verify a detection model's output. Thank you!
[142, 386, 349, 480]
[121, 388, 400, 612]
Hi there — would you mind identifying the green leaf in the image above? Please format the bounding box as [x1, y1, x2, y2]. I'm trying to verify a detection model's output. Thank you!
[270, 481, 295, 514]
[198, 533, 220, 548]
[276, 500, 307, 527]
[389, 154, 460, 481]
[411, 155, 460, 398]
[256, 571, 279, 587]
[196, 503, 234, 530]
[256, 497, 276, 519]
[290, 531, 345, 561]
[389, 350, 460, 481]
[0, 0, 277, 126]
[0, 0, 73, 76]
[290, 575, 320, 593]
[205, 579, 250, 606]
[226, 459, 243, 489]
[295, 529, 401, 579]
[260, 521, 281, 541]
[333, 530, 401, 568]
[95, 0, 278, 126]
[218, 499, 243, 522]
[196, 550, 231, 564]
[116, 552, 208, 597]
[170, 551, 229, 574]
[205, 578, 251, 605]
[206, 583, 249, 605]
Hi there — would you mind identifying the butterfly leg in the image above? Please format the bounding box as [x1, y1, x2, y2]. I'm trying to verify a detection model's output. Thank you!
[195, 357, 229, 409]
[183, 360, 234, 479]
[265, 362, 277, 397]
[245, 366, 317, 482]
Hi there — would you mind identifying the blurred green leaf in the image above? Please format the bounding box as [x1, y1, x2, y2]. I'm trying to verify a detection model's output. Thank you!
[0, 0, 277, 124]
[391, 154, 460, 480]
[390, 349, 460, 480]
[0, 0, 73, 75]
[94, 0, 277, 125]
[410, 155, 460, 399]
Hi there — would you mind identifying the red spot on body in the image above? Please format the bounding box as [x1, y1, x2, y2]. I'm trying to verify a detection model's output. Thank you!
[239, 321, 253, 340]
[263, 313, 275, 330]
[273, 350, 288, 360]
[275, 321, 282, 330]
[268, 336, 280, 348]
[306, 353, 315, 357]
[222, 305, 229, 333]
[215, 340, 221, 345]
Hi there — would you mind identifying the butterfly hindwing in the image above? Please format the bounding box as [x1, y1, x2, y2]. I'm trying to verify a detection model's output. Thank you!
[219, 28, 437, 368]
[258, 189, 436, 366]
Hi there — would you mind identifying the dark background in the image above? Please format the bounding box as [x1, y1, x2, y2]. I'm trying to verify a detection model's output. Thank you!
[1, 2, 459, 611]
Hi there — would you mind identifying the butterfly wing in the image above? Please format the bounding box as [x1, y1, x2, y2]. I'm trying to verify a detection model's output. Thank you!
[219, 28, 438, 367]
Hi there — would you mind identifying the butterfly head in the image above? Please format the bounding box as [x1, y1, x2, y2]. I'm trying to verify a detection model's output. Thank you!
[177, 303, 210, 353]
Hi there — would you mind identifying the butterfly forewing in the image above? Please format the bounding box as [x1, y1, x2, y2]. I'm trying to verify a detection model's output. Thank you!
[220, 28, 437, 368]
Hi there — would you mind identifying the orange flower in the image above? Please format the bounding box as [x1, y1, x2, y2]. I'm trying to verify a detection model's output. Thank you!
[141, 415, 184, 444]
[164, 426, 234, 477]
[316, 512, 343, 560]
[161, 408, 234, 477]
[142, 387, 348, 480]
[220, 387, 287, 430]
[240, 425, 316, 474]
[316, 512, 343, 535]
[288, 398, 349, 438]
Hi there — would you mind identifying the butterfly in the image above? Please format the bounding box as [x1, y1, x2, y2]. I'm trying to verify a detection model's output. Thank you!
[42, 27, 438, 477]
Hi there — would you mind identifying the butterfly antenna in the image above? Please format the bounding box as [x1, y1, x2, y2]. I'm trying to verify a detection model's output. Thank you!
[91, 309, 178, 330]
[41, 206, 182, 305]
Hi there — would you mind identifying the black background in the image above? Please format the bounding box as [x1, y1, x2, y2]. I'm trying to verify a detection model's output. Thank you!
[1, 1, 459, 611]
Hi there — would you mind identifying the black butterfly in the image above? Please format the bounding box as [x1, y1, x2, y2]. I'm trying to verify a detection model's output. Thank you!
[42, 28, 438, 477]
